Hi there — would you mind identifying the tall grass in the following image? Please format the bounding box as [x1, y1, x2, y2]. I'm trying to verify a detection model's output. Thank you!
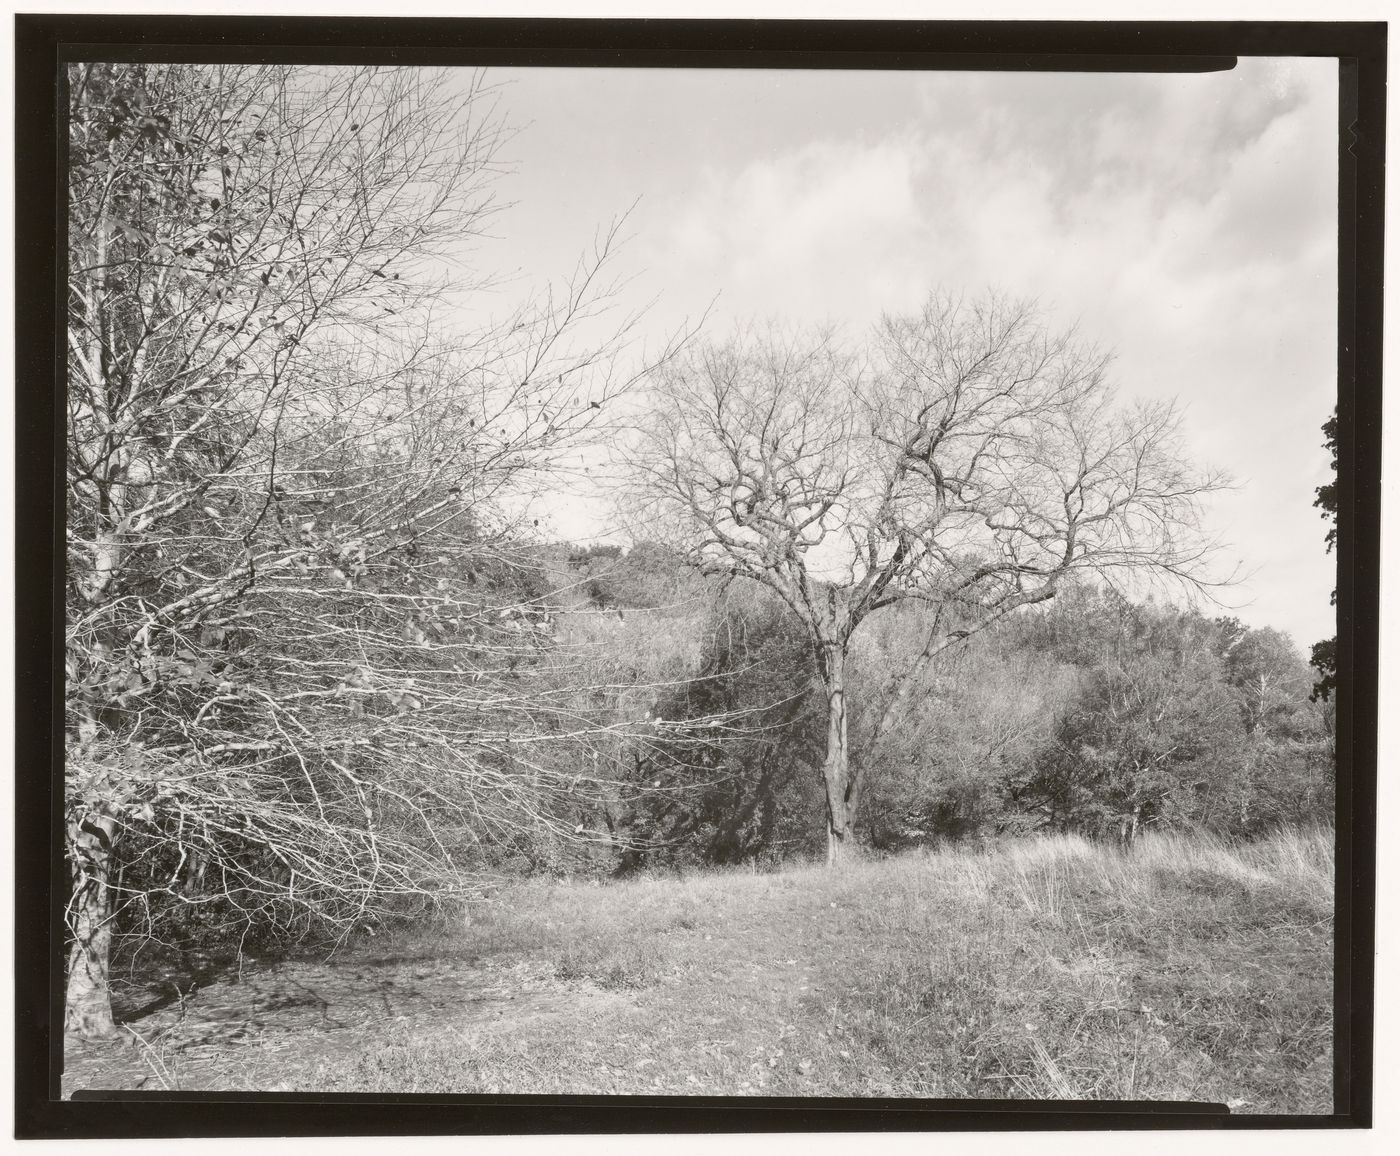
[122, 826, 1335, 1111]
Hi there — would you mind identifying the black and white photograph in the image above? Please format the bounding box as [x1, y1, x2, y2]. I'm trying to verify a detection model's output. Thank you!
[18, 13, 1381, 1136]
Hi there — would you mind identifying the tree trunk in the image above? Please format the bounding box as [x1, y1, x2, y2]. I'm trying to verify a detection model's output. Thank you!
[818, 643, 856, 866]
[1117, 803, 1142, 850]
[65, 816, 118, 1038]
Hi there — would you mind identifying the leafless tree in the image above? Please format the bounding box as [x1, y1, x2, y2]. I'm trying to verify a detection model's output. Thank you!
[630, 295, 1231, 864]
[64, 61, 687, 1036]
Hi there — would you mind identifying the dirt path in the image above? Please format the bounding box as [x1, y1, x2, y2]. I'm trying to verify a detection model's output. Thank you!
[61, 949, 624, 1095]
[63, 876, 861, 1096]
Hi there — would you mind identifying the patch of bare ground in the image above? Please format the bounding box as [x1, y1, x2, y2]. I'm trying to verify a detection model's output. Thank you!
[62, 949, 628, 1095]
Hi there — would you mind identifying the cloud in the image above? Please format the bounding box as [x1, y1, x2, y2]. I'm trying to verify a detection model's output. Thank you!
[654, 138, 933, 324]
[646, 60, 1337, 644]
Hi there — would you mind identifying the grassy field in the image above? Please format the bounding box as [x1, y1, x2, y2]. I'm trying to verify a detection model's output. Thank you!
[68, 827, 1334, 1111]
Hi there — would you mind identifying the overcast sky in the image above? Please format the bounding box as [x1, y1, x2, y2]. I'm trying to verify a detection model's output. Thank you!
[450, 58, 1337, 651]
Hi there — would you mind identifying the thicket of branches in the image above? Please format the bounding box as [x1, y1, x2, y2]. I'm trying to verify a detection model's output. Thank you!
[64, 61, 695, 1036]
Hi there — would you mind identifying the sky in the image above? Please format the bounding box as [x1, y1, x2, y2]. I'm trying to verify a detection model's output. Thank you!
[440, 57, 1338, 652]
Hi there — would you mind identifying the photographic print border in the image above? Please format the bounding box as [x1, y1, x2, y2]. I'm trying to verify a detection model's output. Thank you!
[13, 12, 1383, 1139]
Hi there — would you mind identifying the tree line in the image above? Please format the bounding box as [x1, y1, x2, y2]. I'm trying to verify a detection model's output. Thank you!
[63, 62, 1335, 1037]
[553, 549, 1333, 867]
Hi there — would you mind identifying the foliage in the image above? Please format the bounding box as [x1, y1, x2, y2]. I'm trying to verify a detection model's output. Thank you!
[1007, 593, 1329, 840]
[570, 539, 701, 614]
[852, 607, 1072, 847]
[1309, 409, 1338, 701]
[615, 583, 826, 870]
[1024, 611, 1242, 837]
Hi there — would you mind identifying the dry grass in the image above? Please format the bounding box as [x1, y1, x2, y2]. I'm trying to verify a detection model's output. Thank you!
[99, 828, 1335, 1110]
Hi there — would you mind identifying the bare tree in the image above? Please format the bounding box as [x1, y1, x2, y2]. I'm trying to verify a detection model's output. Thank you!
[64, 62, 680, 1036]
[630, 295, 1230, 864]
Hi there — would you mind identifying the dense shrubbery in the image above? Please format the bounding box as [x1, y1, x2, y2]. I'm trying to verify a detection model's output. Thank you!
[613, 581, 827, 872]
[578, 563, 1332, 860]
[417, 547, 1335, 879]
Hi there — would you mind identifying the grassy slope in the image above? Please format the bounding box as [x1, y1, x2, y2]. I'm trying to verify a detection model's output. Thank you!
[67, 829, 1332, 1108]
[287, 828, 1333, 1110]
